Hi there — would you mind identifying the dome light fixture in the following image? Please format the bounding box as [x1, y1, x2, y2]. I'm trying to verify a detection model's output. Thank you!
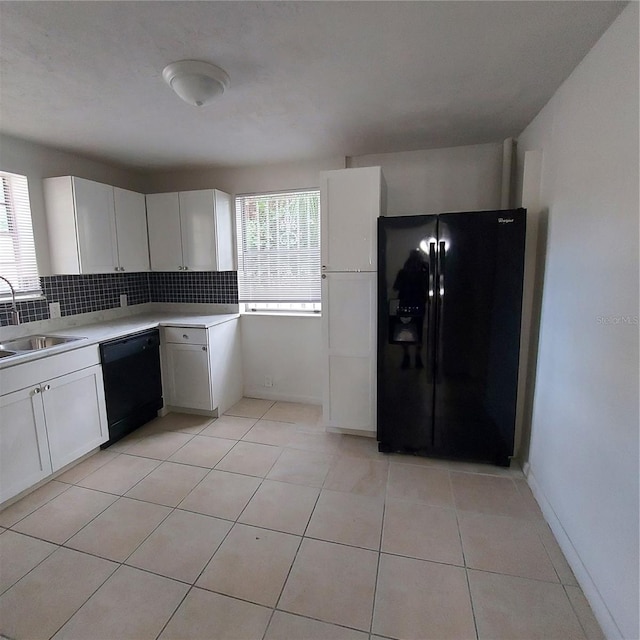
[162, 60, 230, 107]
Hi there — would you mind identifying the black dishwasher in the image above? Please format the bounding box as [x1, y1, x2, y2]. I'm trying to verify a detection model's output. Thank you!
[99, 328, 163, 448]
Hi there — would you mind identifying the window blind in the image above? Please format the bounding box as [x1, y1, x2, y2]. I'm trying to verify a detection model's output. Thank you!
[0, 171, 41, 299]
[236, 189, 321, 303]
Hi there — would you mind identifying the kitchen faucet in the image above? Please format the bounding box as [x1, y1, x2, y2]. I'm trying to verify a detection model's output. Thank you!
[0, 275, 20, 325]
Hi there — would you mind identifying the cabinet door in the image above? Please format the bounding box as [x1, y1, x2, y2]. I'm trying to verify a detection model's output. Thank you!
[179, 190, 217, 271]
[320, 167, 381, 272]
[322, 272, 376, 433]
[0, 386, 51, 504]
[73, 177, 119, 273]
[164, 343, 213, 411]
[43, 365, 108, 472]
[146, 192, 183, 271]
[214, 190, 235, 271]
[113, 187, 150, 272]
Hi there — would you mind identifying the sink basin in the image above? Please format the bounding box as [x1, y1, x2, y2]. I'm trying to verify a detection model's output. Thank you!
[0, 335, 85, 353]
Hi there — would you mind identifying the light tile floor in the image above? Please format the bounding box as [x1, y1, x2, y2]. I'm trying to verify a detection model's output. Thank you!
[0, 399, 604, 640]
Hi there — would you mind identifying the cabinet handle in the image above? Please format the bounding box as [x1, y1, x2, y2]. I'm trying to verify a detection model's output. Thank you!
[183, 266, 188, 271]
[183, 334, 189, 339]
[322, 265, 326, 270]
[33, 387, 41, 394]
[322, 274, 327, 279]
[202, 346, 207, 351]
[43, 384, 51, 391]
[178, 266, 183, 271]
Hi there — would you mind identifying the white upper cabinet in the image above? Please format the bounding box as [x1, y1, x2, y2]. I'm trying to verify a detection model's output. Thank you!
[146, 192, 183, 271]
[320, 167, 385, 272]
[44, 176, 150, 274]
[113, 187, 150, 272]
[73, 178, 118, 273]
[147, 189, 234, 272]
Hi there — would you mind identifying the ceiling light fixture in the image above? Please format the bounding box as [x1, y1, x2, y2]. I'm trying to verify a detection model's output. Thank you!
[162, 60, 230, 107]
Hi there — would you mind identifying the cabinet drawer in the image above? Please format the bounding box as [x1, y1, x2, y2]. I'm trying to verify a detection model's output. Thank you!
[0, 345, 100, 397]
[162, 326, 207, 345]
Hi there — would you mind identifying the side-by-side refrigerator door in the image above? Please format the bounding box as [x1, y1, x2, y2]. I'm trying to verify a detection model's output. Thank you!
[377, 214, 438, 452]
[435, 208, 526, 465]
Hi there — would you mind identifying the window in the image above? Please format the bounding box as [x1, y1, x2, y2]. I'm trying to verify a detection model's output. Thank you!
[0, 171, 40, 300]
[236, 189, 321, 312]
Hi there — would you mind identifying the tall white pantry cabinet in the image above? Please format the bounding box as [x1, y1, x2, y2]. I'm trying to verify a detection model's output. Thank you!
[320, 166, 385, 436]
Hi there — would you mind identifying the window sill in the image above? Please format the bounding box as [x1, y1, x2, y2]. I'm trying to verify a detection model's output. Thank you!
[240, 311, 322, 319]
[0, 293, 46, 304]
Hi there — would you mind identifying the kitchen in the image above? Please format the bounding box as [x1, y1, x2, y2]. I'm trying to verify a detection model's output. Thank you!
[0, 2, 637, 640]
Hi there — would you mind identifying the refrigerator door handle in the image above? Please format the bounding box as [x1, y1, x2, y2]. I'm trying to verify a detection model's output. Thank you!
[428, 242, 436, 298]
[435, 240, 446, 385]
[425, 241, 437, 383]
[438, 241, 446, 297]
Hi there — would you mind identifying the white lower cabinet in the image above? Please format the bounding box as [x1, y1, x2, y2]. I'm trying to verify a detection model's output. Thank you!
[0, 386, 51, 504]
[162, 319, 243, 416]
[43, 365, 108, 471]
[0, 348, 109, 505]
[322, 272, 377, 435]
[164, 342, 212, 411]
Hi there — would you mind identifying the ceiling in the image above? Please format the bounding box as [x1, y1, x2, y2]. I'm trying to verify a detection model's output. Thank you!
[0, 1, 625, 171]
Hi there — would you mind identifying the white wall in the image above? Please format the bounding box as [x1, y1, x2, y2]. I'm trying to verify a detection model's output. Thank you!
[349, 142, 503, 215]
[141, 156, 346, 195]
[516, 5, 639, 639]
[241, 314, 323, 404]
[0, 134, 146, 275]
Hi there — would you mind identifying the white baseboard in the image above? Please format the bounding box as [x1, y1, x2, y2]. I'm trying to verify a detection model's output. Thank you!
[163, 405, 217, 418]
[244, 387, 321, 406]
[325, 426, 376, 438]
[527, 467, 623, 640]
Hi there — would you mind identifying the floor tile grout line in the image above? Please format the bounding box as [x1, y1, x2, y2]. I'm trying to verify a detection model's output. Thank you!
[368, 498, 386, 636]
[214, 440, 285, 478]
[153, 583, 194, 640]
[271, 484, 323, 619]
[464, 567, 481, 640]
[54, 448, 121, 485]
[47, 457, 173, 547]
[0, 481, 72, 529]
[117, 427, 198, 460]
[43, 550, 120, 640]
[269, 608, 373, 638]
[562, 582, 593, 640]
[534, 520, 569, 584]
[0, 533, 59, 599]
[10, 487, 120, 548]
[184, 466, 266, 589]
[251, 480, 333, 629]
[456, 503, 481, 640]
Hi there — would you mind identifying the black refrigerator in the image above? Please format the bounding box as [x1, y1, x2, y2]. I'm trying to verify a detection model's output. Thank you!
[377, 208, 526, 466]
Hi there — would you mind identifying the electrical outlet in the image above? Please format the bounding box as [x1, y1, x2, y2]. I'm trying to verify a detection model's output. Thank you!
[264, 375, 273, 388]
[120, 294, 128, 307]
[49, 302, 61, 319]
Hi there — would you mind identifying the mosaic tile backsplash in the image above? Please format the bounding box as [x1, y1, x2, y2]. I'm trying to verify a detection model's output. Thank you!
[0, 271, 238, 326]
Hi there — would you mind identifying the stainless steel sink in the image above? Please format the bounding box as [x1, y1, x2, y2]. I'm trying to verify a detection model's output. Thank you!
[0, 335, 85, 355]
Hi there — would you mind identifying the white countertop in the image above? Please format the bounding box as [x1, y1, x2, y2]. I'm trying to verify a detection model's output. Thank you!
[0, 311, 239, 369]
